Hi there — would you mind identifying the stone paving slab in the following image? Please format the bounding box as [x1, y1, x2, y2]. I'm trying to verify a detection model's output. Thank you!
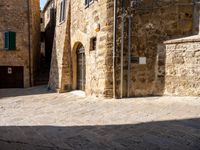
[0, 86, 200, 150]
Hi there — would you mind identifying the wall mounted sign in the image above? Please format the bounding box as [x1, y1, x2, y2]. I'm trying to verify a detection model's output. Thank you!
[8, 67, 12, 74]
[131, 56, 147, 64]
[139, 57, 147, 65]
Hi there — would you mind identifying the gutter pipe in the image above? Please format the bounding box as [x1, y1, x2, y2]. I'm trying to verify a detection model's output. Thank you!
[113, 0, 117, 98]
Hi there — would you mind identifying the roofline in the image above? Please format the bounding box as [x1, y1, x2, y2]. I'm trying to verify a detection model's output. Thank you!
[42, 0, 53, 13]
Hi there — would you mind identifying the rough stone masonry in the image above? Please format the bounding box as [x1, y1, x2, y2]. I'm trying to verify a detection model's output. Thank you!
[0, 0, 40, 88]
[48, 0, 200, 98]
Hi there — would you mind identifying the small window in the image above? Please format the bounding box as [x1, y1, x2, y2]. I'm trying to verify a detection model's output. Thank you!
[85, 0, 94, 8]
[4, 32, 16, 50]
[90, 37, 97, 51]
[59, 0, 66, 23]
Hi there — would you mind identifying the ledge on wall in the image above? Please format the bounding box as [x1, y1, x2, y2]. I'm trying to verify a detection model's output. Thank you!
[164, 35, 200, 44]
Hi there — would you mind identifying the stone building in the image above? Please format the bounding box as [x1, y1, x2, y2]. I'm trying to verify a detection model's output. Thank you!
[48, 0, 200, 98]
[0, 0, 41, 88]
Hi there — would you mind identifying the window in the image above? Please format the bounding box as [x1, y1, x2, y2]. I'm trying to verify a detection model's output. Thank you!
[59, 0, 66, 23]
[90, 37, 97, 51]
[4, 32, 16, 50]
[85, 0, 94, 8]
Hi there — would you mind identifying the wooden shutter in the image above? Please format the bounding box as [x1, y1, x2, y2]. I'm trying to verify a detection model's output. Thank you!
[9, 32, 16, 50]
[63, 0, 66, 20]
[4, 32, 9, 49]
[4, 32, 16, 50]
[59, 1, 63, 22]
[85, 0, 87, 6]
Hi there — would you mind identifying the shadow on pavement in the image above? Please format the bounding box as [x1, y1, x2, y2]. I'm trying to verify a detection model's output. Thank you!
[0, 118, 200, 150]
[0, 85, 54, 99]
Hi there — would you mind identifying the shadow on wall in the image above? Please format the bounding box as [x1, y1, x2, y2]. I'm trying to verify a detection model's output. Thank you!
[48, 22, 60, 92]
[0, 118, 200, 149]
[44, 8, 56, 66]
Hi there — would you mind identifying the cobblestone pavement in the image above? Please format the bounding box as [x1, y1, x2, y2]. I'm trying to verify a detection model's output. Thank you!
[0, 86, 200, 150]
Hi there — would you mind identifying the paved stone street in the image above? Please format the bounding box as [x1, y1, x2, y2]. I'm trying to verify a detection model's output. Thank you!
[0, 86, 200, 150]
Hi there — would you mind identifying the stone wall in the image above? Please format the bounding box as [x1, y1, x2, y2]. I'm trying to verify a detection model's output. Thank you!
[49, 0, 71, 92]
[70, 0, 114, 97]
[163, 36, 200, 96]
[0, 0, 30, 87]
[49, 0, 114, 97]
[115, 0, 194, 97]
[0, 0, 40, 87]
[49, 0, 199, 98]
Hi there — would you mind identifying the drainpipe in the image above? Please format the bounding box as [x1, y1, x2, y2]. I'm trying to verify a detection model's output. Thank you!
[127, 16, 132, 97]
[27, 0, 32, 87]
[120, 0, 125, 98]
[113, 0, 117, 98]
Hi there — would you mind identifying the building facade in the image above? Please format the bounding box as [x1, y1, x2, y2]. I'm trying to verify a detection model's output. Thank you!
[48, 0, 200, 98]
[42, 0, 56, 66]
[0, 0, 41, 88]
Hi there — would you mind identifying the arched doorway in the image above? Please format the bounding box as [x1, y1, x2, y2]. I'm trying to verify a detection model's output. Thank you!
[77, 44, 86, 91]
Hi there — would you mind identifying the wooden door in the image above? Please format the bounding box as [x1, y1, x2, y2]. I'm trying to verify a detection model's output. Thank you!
[77, 46, 86, 91]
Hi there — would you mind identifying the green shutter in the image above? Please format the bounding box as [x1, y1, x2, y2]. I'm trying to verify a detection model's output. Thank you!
[4, 32, 9, 49]
[9, 32, 16, 50]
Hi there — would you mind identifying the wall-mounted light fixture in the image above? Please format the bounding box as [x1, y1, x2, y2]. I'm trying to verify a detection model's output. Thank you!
[94, 23, 100, 32]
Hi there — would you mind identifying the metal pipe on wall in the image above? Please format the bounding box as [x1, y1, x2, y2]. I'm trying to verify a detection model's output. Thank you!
[113, 0, 117, 98]
[127, 16, 132, 97]
[120, 0, 125, 98]
[27, 0, 32, 87]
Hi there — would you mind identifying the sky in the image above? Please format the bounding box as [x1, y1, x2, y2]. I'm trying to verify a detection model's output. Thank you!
[40, 0, 47, 9]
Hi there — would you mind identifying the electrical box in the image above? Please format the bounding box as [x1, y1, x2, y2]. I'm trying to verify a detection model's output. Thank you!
[131, 57, 139, 64]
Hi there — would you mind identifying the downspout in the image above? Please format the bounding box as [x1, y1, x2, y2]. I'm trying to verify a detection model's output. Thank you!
[27, 0, 32, 87]
[113, 0, 117, 98]
[127, 16, 131, 97]
[120, 0, 125, 98]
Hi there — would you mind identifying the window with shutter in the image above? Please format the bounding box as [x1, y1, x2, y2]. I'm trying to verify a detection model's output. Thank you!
[4, 32, 9, 49]
[4, 32, 16, 50]
[59, 0, 66, 23]
[59, 1, 63, 22]
[63, 0, 66, 20]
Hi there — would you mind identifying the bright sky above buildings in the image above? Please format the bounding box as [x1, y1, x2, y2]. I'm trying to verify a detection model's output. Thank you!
[40, 0, 46, 10]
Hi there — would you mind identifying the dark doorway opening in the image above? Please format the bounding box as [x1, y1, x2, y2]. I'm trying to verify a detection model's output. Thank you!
[0, 66, 24, 88]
